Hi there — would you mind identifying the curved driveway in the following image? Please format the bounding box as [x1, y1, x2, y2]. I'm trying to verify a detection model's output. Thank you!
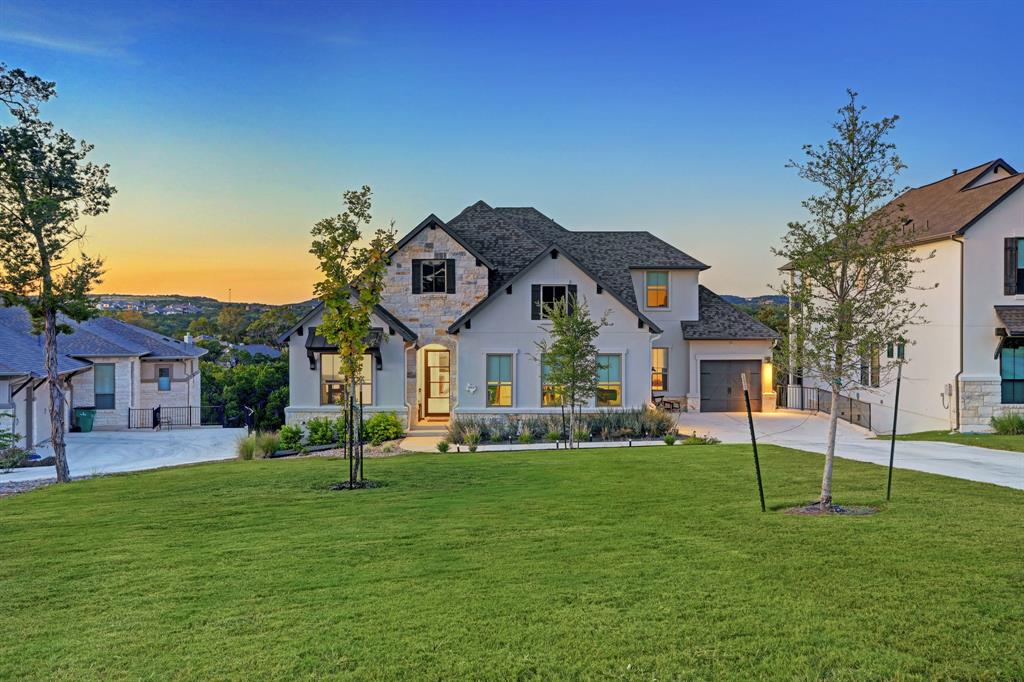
[1, 428, 242, 484]
[678, 411, 1024, 490]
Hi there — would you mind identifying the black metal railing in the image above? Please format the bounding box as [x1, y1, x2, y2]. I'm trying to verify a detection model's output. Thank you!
[777, 384, 871, 431]
[128, 406, 228, 429]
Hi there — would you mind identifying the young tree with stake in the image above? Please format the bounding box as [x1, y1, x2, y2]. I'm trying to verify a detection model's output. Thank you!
[309, 186, 395, 485]
[0, 65, 114, 483]
[534, 296, 609, 450]
[775, 91, 932, 509]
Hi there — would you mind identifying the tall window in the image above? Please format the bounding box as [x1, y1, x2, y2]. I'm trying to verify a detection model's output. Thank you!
[540, 285, 568, 319]
[541, 354, 562, 406]
[94, 363, 115, 409]
[645, 271, 669, 308]
[158, 366, 171, 392]
[320, 354, 373, 405]
[859, 347, 880, 388]
[1001, 339, 1024, 404]
[421, 259, 447, 293]
[1017, 239, 1024, 295]
[651, 348, 669, 392]
[486, 354, 513, 407]
[596, 354, 623, 406]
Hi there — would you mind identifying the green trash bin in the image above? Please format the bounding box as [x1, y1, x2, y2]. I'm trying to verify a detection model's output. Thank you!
[74, 407, 96, 433]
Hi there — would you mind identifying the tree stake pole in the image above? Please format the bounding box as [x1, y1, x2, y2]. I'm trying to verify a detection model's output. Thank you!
[741, 373, 766, 512]
[887, 362, 903, 501]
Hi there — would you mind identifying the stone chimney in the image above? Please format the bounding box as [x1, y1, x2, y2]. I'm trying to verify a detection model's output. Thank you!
[184, 333, 194, 347]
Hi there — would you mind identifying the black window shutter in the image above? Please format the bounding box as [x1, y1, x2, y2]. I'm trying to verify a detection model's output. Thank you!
[1005, 238, 1018, 295]
[567, 284, 577, 315]
[446, 259, 456, 294]
[412, 260, 422, 294]
[531, 284, 541, 320]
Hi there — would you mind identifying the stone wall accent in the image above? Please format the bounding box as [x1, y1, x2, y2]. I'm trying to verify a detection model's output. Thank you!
[382, 226, 488, 422]
[71, 357, 135, 429]
[137, 360, 200, 412]
[959, 378, 1024, 432]
[381, 227, 489, 345]
[285, 405, 403, 427]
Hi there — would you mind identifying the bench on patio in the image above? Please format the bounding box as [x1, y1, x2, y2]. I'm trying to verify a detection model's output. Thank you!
[653, 395, 684, 412]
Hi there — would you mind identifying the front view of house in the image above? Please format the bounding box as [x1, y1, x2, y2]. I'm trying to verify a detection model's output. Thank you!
[280, 201, 778, 429]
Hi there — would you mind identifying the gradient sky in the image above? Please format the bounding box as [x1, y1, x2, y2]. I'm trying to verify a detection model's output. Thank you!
[2, 0, 1021, 304]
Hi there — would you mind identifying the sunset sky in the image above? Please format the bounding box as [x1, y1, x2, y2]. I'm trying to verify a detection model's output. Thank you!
[2, 0, 1021, 304]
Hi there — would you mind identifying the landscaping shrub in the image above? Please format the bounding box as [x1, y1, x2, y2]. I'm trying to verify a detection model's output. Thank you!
[363, 412, 404, 445]
[254, 432, 281, 458]
[278, 425, 303, 451]
[437, 440, 450, 453]
[545, 430, 561, 442]
[306, 417, 337, 446]
[465, 428, 481, 452]
[518, 427, 535, 444]
[237, 434, 257, 460]
[990, 413, 1024, 435]
[663, 434, 677, 446]
[0, 416, 30, 472]
[573, 428, 589, 443]
[681, 435, 720, 446]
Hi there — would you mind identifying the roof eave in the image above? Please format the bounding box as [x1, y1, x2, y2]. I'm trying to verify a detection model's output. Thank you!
[389, 214, 497, 270]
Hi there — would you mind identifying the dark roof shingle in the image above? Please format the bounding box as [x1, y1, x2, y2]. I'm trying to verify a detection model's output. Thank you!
[995, 306, 1024, 337]
[681, 286, 781, 340]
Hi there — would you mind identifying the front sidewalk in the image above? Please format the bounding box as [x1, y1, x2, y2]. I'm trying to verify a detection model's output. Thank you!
[677, 410, 1024, 490]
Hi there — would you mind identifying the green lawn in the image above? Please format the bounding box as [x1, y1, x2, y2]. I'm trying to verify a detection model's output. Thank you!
[881, 430, 1024, 453]
[1, 447, 1022, 680]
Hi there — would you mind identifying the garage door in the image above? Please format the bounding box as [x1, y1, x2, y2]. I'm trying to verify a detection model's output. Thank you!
[700, 360, 762, 412]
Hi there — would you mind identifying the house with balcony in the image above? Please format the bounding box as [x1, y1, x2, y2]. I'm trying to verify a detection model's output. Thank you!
[0, 308, 206, 446]
[279, 201, 778, 430]
[783, 159, 1024, 433]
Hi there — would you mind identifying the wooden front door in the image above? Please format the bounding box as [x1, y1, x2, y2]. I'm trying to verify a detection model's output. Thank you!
[425, 350, 451, 417]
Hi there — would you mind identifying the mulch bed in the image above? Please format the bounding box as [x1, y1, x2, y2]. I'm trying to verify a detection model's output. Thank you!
[330, 479, 386, 491]
[786, 502, 878, 516]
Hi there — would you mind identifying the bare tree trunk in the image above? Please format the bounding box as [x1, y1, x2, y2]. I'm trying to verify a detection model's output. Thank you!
[821, 383, 840, 508]
[43, 309, 70, 483]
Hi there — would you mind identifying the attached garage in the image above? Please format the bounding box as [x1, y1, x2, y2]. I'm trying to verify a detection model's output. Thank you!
[699, 359, 762, 412]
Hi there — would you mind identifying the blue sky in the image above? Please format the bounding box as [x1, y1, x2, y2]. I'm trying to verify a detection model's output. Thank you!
[1, 0, 1021, 302]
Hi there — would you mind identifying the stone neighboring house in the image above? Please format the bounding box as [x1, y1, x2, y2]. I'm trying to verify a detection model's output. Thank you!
[784, 159, 1024, 433]
[0, 308, 205, 446]
[279, 201, 778, 430]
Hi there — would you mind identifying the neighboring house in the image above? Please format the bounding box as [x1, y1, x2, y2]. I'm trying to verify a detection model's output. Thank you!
[279, 201, 778, 429]
[231, 343, 282, 360]
[0, 308, 206, 445]
[784, 159, 1024, 434]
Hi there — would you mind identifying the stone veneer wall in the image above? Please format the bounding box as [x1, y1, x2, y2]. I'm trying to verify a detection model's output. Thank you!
[959, 378, 1024, 432]
[381, 226, 489, 420]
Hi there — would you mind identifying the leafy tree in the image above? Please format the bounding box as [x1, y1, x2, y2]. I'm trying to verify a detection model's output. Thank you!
[217, 305, 248, 342]
[188, 316, 218, 337]
[0, 67, 115, 483]
[0, 63, 55, 119]
[774, 91, 931, 509]
[245, 306, 299, 345]
[195, 338, 224, 363]
[534, 297, 609, 449]
[309, 185, 395, 485]
[110, 309, 155, 330]
[200, 358, 288, 431]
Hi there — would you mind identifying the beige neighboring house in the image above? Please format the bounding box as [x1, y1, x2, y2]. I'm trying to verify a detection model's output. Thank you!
[0, 307, 205, 446]
[785, 159, 1024, 433]
[279, 201, 779, 431]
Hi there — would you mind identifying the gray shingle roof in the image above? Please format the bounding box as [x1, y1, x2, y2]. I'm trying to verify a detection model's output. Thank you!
[681, 286, 781, 340]
[0, 322, 90, 377]
[0, 307, 205, 379]
[995, 306, 1024, 336]
[444, 202, 708, 313]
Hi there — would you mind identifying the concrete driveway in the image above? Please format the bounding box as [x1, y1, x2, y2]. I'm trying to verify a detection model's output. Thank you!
[678, 410, 1024, 490]
[1, 428, 243, 483]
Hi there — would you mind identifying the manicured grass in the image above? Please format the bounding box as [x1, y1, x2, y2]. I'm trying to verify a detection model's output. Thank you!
[880, 429, 1024, 453]
[1, 446, 1022, 680]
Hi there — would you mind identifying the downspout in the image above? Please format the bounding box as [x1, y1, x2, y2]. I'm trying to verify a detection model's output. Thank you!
[952, 235, 965, 432]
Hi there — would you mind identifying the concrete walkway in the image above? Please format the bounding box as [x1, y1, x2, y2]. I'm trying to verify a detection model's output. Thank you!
[678, 410, 1024, 490]
[1, 428, 243, 483]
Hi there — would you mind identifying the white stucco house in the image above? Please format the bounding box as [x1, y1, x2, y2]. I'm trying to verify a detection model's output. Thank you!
[280, 201, 778, 430]
[0, 307, 205, 447]
[785, 159, 1024, 434]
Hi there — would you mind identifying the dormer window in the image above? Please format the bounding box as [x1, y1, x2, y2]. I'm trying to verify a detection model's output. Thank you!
[645, 271, 669, 308]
